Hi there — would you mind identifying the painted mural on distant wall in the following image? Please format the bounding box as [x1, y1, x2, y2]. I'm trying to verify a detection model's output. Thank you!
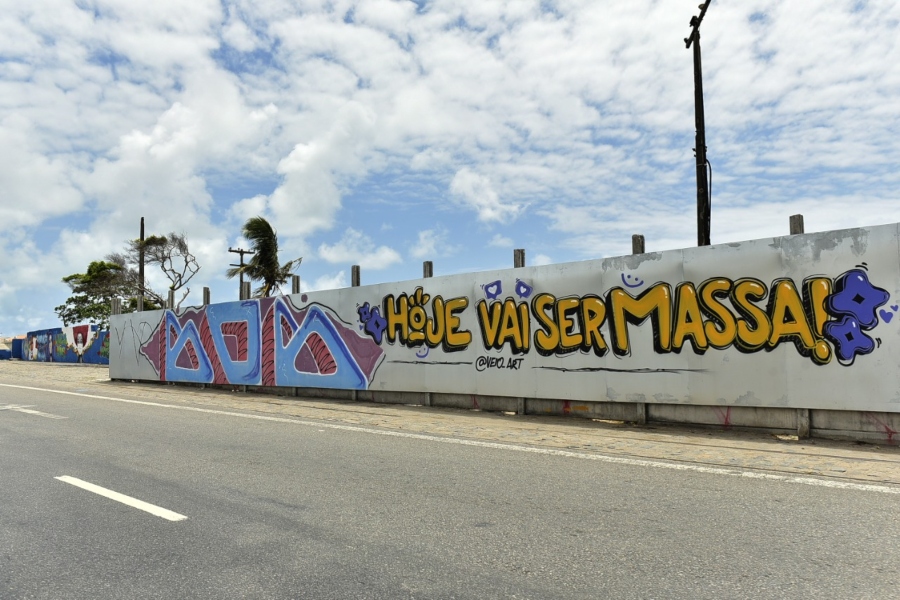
[135, 296, 383, 389]
[110, 224, 900, 413]
[23, 325, 109, 364]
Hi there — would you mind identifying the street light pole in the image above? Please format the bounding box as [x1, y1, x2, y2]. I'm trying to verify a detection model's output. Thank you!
[686, 1, 712, 247]
[138, 217, 145, 311]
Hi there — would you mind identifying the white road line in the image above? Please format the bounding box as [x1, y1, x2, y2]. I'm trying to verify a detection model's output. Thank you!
[0, 403, 67, 419]
[54, 476, 187, 522]
[3, 383, 899, 496]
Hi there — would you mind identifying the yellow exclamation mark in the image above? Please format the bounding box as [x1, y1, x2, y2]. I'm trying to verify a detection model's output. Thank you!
[804, 277, 834, 364]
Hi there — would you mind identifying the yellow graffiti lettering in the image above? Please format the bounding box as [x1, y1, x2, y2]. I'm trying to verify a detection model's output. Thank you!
[804, 277, 832, 337]
[768, 279, 816, 348]
[557, 297, 582, 352]
[731, 278, 771, 351]
[476, 300, 502, 348]
[698, 278, 736, 349]
[518, 301, 531, 353]
[579, 295, 608, 356]
[382, 289, 471, 352]
[444, 297, 472, 351]
[497, 299, 527, 353]
[425, 297, 446, 347]
[608, 284, 672, 355]
[672, 283, 708, 353]
[383, 294, 409, 343]
[532, 293, 560, 356]
[802, 277, 833, 364]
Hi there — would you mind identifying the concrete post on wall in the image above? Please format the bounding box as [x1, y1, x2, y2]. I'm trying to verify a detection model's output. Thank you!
[790, 214, 811, 438]
[241, 282, 251, 301]
[292, 275, 301, 295]
[202, 287, 210, 306]
[167, 290, 175, 310]
[513, 250, 527, 413]
[110, 298, 121, 316]
[631, 235, 648, 425]
[632, 234, 645, 255]
[350, 265, 361, 401]
[422, 261, 434, 406]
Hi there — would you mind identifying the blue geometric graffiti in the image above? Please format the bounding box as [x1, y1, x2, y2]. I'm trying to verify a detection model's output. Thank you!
[164, 311, 214, 383]
[205, 300, 262, 385]
[274, 303, 368, 389]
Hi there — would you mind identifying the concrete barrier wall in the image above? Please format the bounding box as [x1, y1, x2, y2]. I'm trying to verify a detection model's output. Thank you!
[111, 223, 900, 421]
[22, 325, 109, 364]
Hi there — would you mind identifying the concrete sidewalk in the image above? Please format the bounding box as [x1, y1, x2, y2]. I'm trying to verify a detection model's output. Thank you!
[2, 361, 899, 487]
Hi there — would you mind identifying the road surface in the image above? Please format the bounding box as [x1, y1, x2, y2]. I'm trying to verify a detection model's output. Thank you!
[1, 364, 898, 599]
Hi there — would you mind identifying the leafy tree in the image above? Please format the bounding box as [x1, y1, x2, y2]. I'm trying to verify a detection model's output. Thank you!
[54, 260, 159, 329]
[108, 232, 200, 310]
[227, 216, 302, 297]
[56, 231, 197, 328]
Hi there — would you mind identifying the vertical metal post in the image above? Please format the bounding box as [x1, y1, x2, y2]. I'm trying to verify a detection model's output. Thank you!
[138, 217, 145, 312]
[423, 261, 433, 278]
[292, 275, 301, 294]
[686, 1, 712, 247]
[167, 289, 175, 310]
[514, 249, 525, 268]
[351, 265, 360, 287]
[202, 287, 210, 306]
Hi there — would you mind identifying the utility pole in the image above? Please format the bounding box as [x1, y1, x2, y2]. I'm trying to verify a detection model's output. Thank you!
[138, 217, 145, 311]
[229, 247, 255, 300]
[686, 0, 712, 247]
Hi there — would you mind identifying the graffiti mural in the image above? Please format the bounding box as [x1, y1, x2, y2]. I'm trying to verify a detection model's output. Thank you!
[23, 325, 109, 364]
[111, 224, 900, 413]
[136, 297, 384, 390]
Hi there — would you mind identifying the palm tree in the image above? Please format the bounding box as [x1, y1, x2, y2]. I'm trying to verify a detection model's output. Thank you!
[227, 216, 302, 297]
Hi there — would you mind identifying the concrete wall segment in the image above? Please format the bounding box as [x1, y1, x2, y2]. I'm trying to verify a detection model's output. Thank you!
[110, 223, 900, 413]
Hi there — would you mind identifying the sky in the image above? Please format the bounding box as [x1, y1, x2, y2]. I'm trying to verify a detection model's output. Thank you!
[2, 0, 900, 335]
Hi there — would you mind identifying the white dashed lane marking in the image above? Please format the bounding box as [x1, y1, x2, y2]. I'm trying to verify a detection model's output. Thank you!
[0, 404, 68, 419]
[55, 476, 188, 522]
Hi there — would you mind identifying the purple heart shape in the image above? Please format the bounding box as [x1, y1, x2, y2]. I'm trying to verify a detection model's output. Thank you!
[483, 280, 502, 299]
[880, 309, 894, 324]
[892, 305, 898, 312]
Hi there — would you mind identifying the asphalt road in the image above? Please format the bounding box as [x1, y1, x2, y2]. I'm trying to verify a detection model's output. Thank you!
[1, 381, 899, 599]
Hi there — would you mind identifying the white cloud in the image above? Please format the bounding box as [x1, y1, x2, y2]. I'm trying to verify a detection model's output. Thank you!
[450, 168, 522, 223]
[318, 228, 402, 270]
[488, 234, 513, 248]
[222, 17, 260, 52]
[532, 254, 553, 267]
[4, 0, 900, 334]
[310, 271, 346, 291]
[409, 229, 444, 259]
